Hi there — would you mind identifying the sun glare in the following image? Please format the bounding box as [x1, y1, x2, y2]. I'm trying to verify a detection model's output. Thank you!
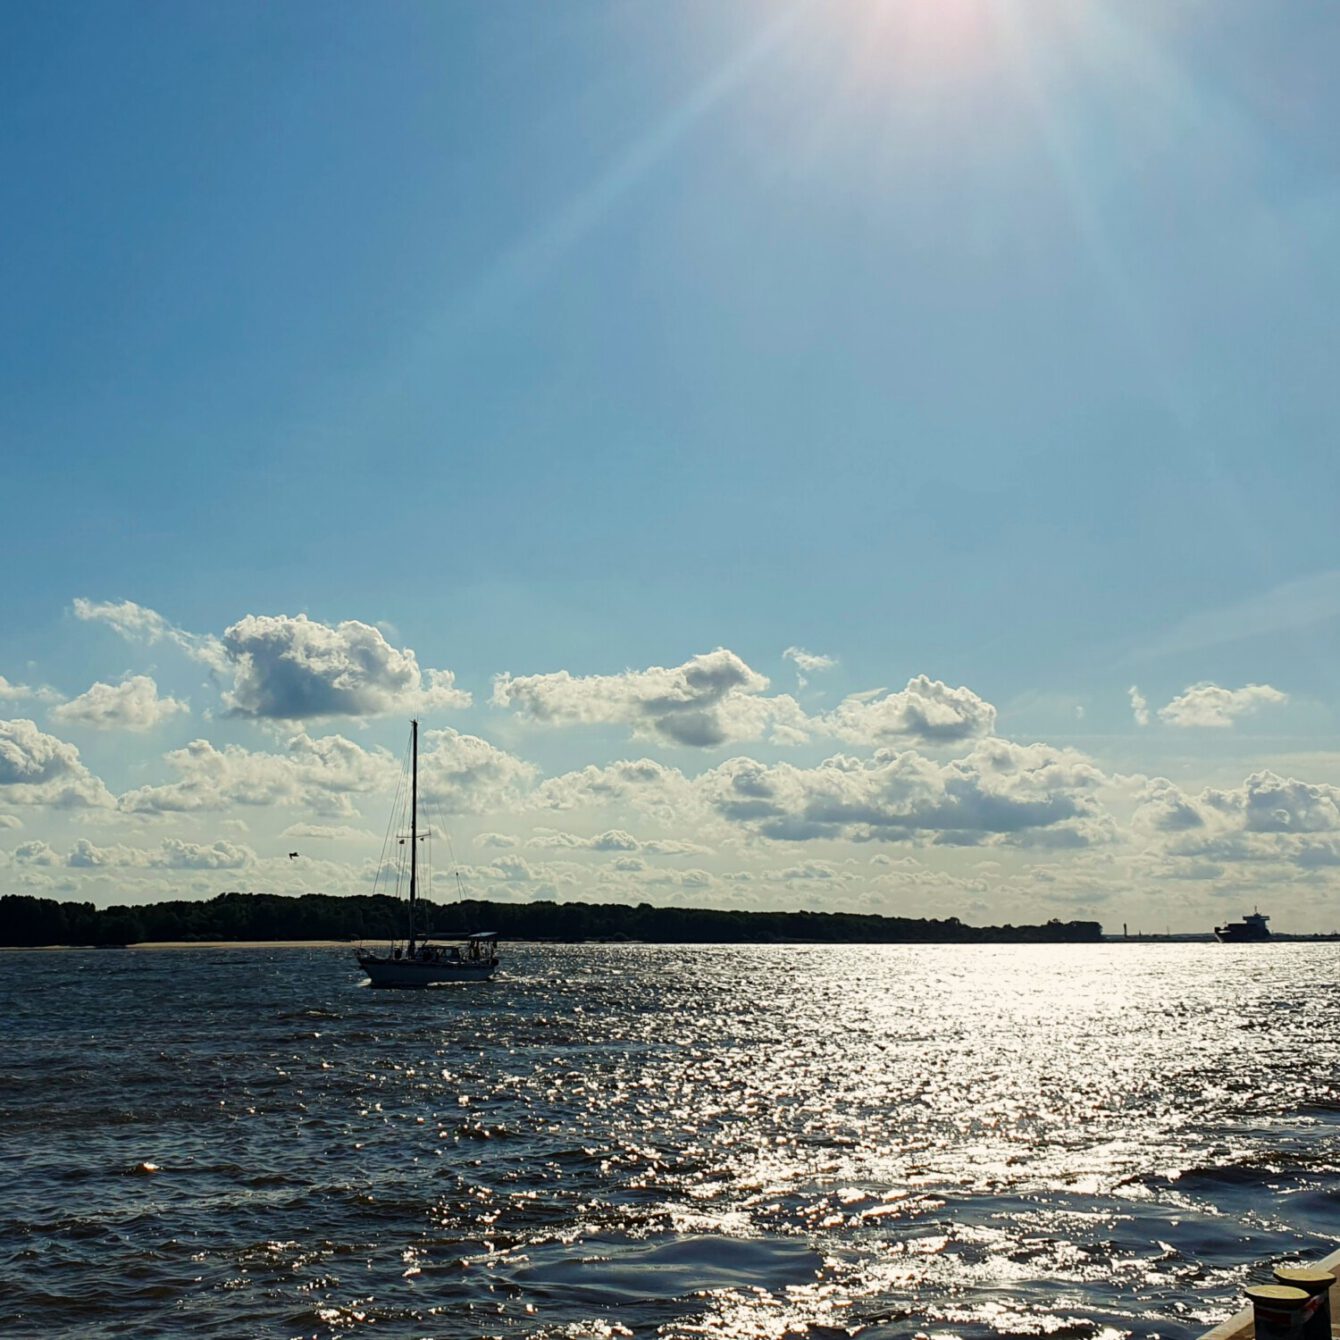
[853, 0, 1003, 78]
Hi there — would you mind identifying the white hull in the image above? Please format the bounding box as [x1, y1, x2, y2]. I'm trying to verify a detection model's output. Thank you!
[357, 953, 497, 988]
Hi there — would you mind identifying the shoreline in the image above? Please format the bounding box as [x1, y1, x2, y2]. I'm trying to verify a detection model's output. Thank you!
[7, 935, 1340, 952]
[14, 939, 361, 951]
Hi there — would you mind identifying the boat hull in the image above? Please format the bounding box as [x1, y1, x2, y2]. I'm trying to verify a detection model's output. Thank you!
[1213, 912, 1271, 943]
[357, 954, 498, 988]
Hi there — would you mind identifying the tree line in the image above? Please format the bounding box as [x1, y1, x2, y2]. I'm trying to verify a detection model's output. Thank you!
[0, 890, 1103, 947]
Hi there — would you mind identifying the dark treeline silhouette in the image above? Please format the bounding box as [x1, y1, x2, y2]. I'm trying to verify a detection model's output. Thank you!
[0, 891, 1102, 947]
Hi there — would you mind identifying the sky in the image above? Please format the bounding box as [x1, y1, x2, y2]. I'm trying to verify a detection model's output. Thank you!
[3, 0, 1338, 932]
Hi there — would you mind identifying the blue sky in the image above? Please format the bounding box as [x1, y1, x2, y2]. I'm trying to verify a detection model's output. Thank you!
[3, 1, 1339, 930]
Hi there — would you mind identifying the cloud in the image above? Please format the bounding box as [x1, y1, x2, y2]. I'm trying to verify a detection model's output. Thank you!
[779, 860, 840, 881]
[699, 738, 1106, 845]
[119, 740, 296, 815]
[493, 654, 997, 752]
[475, 832, 519, 849]
[221, 614, 469, 720]
[493, 648, 808, 747]
[642, 837, 713, 855]
[280, 823, 375, 841]
[1204, 772, 1340, 834]
[822, 676, 996, 745]
[0, 814, 21, 830]
[118, 731, 399, 818]
[416, 728, 538, 814]
[1132, 777, 1205, 832]
[0, 675, 58, 703]
[13, 840, 60, 866]
[160, 839, 253, 869]
[1135, 570, 1340, 660]
[782, 646, 837, 675]
[783, 646, 837, 688]
[1157, 682, 1287, 728]
[75, 601, 471, 722]
[1133, 771, 1340, 875]
[0, 719, 114, 808]
[73, 597, 228, 671]
[525, 828, 710, 856]
[66, 838, 253, 869]
[467, 853, 535, 884]
[52, 675, 188, 732]
[1129, 686, 1150, 727]
[531, 758, 693, 814]
[529, 827, 641, 852]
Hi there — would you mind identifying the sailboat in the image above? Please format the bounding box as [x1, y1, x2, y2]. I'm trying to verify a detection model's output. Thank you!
[356, 719, 500, 987]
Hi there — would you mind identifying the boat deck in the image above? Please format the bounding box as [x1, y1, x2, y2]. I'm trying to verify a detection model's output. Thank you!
[1200, 1246, 1340, 1339]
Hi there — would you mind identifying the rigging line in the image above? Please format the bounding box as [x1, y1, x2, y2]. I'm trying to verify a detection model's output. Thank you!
[391, 766, 407, 911]
[436, 804, 469, 907]
[372, 730, 412, 901]
[423, 815, 432, 914]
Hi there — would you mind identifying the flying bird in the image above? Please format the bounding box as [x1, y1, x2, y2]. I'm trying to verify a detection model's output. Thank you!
[288, 851, 299, 860]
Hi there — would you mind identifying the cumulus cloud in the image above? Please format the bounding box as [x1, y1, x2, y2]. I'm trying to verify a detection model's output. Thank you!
[112, 725, 537, 824]
[13, 839, 60, 866]
[119, 740, 295, 815]
[1157, 682, 1287, 728]
[221, 614, 469, 719]
[526, 827, 711, 856]
[73, 597, 228, 672]
[699, 738, 1107, 845]
[642, 837, 713, 855]
[493, 649, 808, 747]
[998, 815, 1120, 850]
[75, 601, 471, 722]
[118, 731, 399, 818]
[475, 832, 519, 849]
[0, 719, 114, 808]
[531, 757, 694, 815]
[822, 676, 996, 745]
[0, 675, 58, 703]
[1133, 771, 1340, 875]
[416, 728, 537, 814]
[463, 853, 536, 885]
[1204, 771, 1340, 833]
[779, 860, 840, 881]
[1131, 777, 1205, 832]
[0, 814, 21, 830]
[52, 676, 188, 732]
[280, 823, 375, 841]
[1129, 686, 1150, 727]
[67, 838, 253, 869]
[529, 827, 641, 852]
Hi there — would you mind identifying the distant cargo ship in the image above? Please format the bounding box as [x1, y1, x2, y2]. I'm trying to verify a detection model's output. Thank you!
[1214, 910, 1271, 943]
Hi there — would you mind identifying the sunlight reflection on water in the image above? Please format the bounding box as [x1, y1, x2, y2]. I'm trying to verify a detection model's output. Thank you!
[2, 942, 1338, 1338]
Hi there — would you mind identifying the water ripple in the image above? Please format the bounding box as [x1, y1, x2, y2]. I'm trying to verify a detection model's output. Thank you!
[2, 942, 1338, 1337]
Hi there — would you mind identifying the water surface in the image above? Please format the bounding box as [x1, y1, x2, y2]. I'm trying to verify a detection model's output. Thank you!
[3, 942, 1338, 1338]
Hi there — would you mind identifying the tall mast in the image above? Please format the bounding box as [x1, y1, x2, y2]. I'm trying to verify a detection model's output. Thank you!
[408, 718, 418, 955]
